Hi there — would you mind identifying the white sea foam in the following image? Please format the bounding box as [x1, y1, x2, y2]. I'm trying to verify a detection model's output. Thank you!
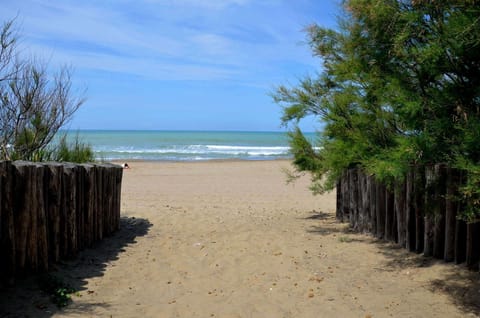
[96, 145, 290, 157]
[64, 130, 310, 161]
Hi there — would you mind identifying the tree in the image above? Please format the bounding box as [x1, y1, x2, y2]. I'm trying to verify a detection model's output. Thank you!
[0, 19, 85, 161]
[274, 0, 480, 220]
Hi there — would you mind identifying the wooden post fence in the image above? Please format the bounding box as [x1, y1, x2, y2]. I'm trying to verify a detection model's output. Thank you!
[337, 164, 480, 272]
[0, 161, 123, 284]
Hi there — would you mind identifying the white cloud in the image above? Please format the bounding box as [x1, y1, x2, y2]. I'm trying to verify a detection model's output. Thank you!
[1, 0, 323, 84]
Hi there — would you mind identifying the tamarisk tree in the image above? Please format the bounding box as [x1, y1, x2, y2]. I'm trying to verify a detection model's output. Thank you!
[274, 0, 480, 220]
[0, 19, 85, 161]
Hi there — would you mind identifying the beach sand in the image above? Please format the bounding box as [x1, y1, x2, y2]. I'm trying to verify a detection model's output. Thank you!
[1, 160, 479, 317]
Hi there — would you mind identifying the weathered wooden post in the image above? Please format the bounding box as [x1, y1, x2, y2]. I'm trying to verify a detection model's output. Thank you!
[466, 222, 480, 271]
[0, 161, 15, 283]
[113, 164, 123, 232]
[62, 164, 78, 258]
[406, 168, 416, 252]
[433, 164, 447, 259]
[455, 217, 467, 265]
[348, 168, 359, 229]
[336, 178, 343, 221]
[45, 163, 63, 264]
[414, 165, 425, 253]
[359, 170, 369, 232]
[424, 165, 435, 257]
[444, 167, 460, 262]
[76, 164, 86, 251]
[341, 171, 350, 222]
[12, 162, 34, 274]
[34, 163, 48, 272]
[95, 165, 104, 241]
[82, 164, 95, 247]
[369, 174, 377, 235]
[376, 182, 386, 239]
[395, 179, 407, 247]
[385, 187, 395, 242]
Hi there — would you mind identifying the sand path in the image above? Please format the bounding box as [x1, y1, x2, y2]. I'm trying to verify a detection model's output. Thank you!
[1, 160, 479, 317]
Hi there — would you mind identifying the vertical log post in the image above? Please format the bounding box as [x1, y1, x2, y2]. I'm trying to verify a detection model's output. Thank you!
[62, 164, 77, 258]
[395, 179, 407, 247]
[13, 162, 33, 275]
[385, 188, 395, 242]
[466, 222, 480, 271]
[34, 163, 48, 271]
[424, 165, 435, 257]
[95, 165, 104, 241]
[348, 168, 359, 229]
[433, 164, 447, 259]
[82, 164, 95, 247]
[406, 168, 416, 252]
[45, 163, 63, 263]
[336, 178, 343, 221]
[342, 171, 350, 222]
[113, 165, 123, 232]
[376, 183, 386, 239]
[359, 170, 369, 232]
[76, 164, 86, 251]
[414, 165, 425, 253]
[454, 171, 467, 264]
[444, 167, 459, 262]
[369, 175, 377, 235]
[0, 161, 15, 284]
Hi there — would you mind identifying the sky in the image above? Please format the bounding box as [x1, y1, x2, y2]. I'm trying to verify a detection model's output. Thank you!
[1, 0, 340, 132]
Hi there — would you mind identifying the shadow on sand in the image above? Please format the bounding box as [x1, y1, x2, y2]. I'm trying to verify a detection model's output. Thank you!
[373, 241, 480, 315]
[303, 211, 480, 316]
[303, 210, 368, 242]
[0, 216, 152, 317]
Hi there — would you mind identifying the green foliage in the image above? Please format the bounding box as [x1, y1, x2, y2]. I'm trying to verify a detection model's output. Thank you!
[52, 133, 95, 163]
[8, 133, 95, 163]
[0, 19, 85, 161]
[38, 274, 76, 308]
[274, 0, 480, 219]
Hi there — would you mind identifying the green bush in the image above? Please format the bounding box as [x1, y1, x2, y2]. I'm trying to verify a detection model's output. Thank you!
[52, 134, 95, 163]
[275, 1, 480, 221]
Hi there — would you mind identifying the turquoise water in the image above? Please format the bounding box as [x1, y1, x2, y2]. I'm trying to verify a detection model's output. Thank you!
[62, 130, 316, 161]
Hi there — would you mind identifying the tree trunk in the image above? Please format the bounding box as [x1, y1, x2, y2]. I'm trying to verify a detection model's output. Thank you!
[424, 165, 435, 257]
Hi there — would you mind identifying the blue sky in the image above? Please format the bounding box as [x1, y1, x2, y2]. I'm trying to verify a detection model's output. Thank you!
[1, 0, 340, 131]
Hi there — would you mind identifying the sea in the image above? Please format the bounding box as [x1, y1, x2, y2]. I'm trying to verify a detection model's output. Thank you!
[62, 130, 316, 162]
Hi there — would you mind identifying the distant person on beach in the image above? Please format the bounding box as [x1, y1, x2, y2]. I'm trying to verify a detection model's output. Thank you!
[122, 163, 130, 169]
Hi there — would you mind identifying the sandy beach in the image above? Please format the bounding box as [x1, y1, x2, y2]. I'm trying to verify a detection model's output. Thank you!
[1, 160, 479, 317]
